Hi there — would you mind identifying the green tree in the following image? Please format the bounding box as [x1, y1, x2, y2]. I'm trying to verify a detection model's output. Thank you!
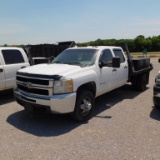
[151, 36, 160, 51]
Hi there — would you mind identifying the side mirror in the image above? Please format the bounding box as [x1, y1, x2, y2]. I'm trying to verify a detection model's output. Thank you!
[112, 57, 120, 68]
[99, 61, 107, 68]
[158, 58, 160, 63]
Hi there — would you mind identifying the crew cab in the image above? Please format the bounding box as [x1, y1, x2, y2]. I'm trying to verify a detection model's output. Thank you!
[0, 47, 30, 91]
[14, 45, 153, 121]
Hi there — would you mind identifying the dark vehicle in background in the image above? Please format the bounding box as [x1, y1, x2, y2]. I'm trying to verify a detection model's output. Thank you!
[153, 58, 160, 108]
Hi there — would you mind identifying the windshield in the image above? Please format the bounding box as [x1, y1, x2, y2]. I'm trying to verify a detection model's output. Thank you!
[52, 48, 98, 67]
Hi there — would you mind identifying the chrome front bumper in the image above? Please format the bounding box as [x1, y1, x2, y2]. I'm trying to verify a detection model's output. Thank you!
[14, 87, 77, 114]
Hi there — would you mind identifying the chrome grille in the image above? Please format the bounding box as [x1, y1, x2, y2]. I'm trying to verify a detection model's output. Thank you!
[17, 76, 49, 85]
[16, 73, 54, 96]
[17, 84, 49, 96]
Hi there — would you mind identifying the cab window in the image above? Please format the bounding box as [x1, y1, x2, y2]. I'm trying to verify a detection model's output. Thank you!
[113, 49, 125, 63]
[100, 49, 113, 63]
[2, 50, 25, 65]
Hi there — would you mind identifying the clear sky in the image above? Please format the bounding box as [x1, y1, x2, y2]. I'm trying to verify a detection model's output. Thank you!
[0, 0, 160, 45]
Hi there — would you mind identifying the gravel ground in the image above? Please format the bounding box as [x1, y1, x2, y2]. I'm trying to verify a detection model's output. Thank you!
[0, 59, 160, 160]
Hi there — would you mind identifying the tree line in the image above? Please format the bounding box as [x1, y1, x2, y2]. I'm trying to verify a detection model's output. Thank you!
[77, 35, 160, 52]
[2, 35, 160, 52]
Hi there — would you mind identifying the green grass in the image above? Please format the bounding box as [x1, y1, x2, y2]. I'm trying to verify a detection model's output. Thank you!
[130, 52, 160, 58]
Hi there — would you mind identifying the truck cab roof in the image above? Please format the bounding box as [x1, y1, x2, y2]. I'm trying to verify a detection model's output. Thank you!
[0, 47, 23, 50]
[71, 46, 123, 50]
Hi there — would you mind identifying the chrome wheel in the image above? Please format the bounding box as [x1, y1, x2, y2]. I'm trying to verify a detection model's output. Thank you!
[80, 98, 92, 116]
[71, 90, 95, 122]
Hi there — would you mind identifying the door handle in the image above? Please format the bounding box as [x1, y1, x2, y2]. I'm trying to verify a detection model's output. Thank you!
[112, 69, 117, 72]
[124, 66, 128, 69]
[0, 68, 3, 72]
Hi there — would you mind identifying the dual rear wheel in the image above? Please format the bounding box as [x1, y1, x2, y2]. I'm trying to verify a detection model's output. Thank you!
[132, 74, 147, 91]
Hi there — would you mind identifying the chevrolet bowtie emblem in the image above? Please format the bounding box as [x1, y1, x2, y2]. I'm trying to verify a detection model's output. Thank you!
[26, 82, 32, 89]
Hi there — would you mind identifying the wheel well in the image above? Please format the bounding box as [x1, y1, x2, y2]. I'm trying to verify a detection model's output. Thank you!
[77, 82, 96, 97]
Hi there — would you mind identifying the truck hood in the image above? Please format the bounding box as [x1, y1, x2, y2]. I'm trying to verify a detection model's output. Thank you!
[19, 63, 83, 77]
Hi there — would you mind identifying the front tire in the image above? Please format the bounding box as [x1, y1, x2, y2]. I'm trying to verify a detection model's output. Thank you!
[71, 90, 95, 122]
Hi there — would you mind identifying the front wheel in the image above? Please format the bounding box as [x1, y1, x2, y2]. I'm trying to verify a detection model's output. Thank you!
[71, 90, 95, 122]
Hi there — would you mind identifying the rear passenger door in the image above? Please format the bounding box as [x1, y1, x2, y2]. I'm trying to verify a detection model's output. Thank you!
[1, 49, 28, 89]
[113, 49, 128, 87]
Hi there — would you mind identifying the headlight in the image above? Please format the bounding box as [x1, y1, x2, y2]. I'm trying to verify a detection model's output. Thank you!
[53, 78, 73, 94]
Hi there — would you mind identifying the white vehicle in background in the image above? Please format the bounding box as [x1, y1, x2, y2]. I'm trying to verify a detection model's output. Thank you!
[0, 47, 30, 91]
[0, 42, 75, 92]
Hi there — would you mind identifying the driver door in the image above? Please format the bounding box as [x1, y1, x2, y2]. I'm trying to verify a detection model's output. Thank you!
[99, 49, 117, 95]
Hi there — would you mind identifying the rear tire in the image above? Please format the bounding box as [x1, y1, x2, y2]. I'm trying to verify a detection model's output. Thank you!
[132, 74, 147, 91]
[136, 74, 147, 91]
[71, 90, 95, 122]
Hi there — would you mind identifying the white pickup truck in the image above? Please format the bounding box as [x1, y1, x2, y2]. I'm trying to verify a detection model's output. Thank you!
[0, 42, 73, 92]
[0, 47, 30, 91]
[14, 45, 153, 121]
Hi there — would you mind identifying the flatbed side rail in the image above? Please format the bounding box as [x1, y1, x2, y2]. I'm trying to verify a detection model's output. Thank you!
[129, 63, 153, 77]
[124, 44, 153, 77]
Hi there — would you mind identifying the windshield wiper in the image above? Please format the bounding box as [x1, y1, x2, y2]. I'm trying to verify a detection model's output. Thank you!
[53, 61, 63, 64]
[67, 61, 82, 66]
[53, 61, 82, 66]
